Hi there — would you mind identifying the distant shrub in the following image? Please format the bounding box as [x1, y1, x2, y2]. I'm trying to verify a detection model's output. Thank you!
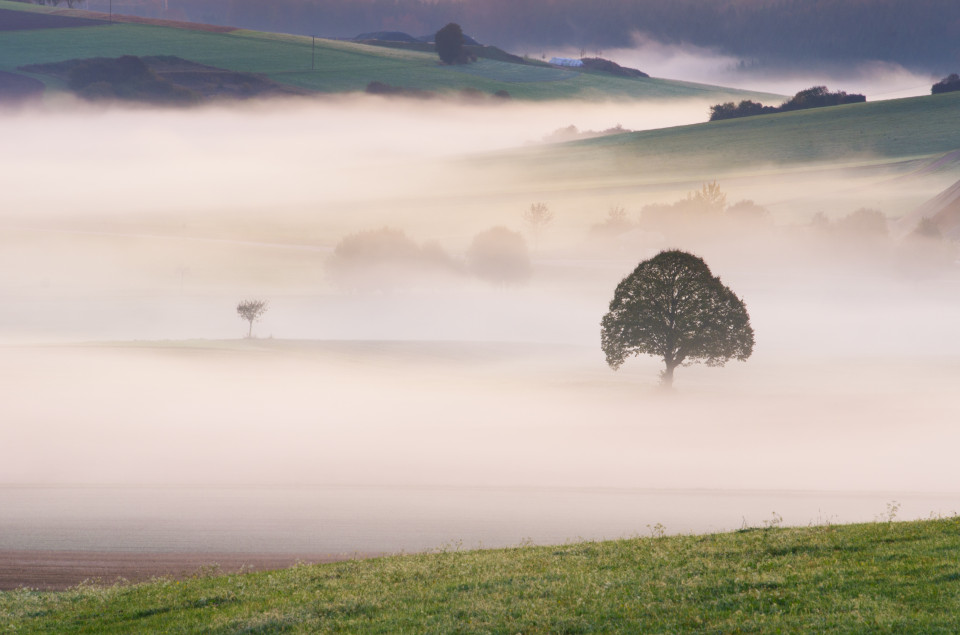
[931, 73, 960, 95]
[709, 100, 778, 121]
[467, 226, 531, 285]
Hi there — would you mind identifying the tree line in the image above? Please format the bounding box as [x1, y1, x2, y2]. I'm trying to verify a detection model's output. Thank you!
[709, 86, 866, 122]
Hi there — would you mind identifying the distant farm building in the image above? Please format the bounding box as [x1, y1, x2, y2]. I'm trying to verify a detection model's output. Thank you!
[549, 57, 583, 67]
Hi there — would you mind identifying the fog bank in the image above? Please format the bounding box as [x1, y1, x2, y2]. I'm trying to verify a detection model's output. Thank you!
[2, 96, 959, 547]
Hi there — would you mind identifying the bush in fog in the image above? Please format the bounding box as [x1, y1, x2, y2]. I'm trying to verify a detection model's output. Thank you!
[590, 205, 634, 238]
[601, 250, 754, 388]
[833, 208, 888, 239]
[931, 74, 960, 95]
[236, 299, 268, 339]
[327, 228, 462, 292]
[725, 200, 770, 226]
[467, 226, 532, 285]
[898, 218, 954, 276]
[910, 217, 943, 240]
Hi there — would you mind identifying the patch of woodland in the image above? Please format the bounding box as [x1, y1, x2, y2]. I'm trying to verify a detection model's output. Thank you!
[710, 86, 866, 121]
[931, 74, 960, 95]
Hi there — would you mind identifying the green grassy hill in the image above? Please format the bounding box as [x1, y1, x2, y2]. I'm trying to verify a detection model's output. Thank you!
[3, 518, 960, 633]
[498, 90, 960, 187]
[0, 1, 780, 102]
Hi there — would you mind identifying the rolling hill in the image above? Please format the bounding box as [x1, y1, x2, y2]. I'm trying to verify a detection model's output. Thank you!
[0, 1, 781, 102]
[491, 89, 960, 189]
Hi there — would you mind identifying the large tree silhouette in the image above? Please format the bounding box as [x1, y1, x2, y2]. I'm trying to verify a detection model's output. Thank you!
[601, 250, 753, 387]
[435, 23, 465, 65]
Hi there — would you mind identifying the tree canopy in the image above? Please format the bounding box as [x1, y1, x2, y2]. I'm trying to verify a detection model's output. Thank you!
[932, 73, 960, 95]
[237, 299, 268, 338]
[435, 23, 465, 65]
[601, 250, 753, 387]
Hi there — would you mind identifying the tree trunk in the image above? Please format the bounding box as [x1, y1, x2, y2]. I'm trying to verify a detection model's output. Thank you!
[661, 361, 677, 388]
[247, 320, 253, 339]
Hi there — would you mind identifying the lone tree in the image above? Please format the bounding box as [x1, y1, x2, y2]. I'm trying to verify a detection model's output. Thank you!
[522, 202, 554, 250]
[236, 299, 268, 338]
[601, 250, 753, 387]
[435, 23, 465, 65]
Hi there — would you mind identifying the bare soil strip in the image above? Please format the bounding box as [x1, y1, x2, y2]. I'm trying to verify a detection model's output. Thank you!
[0, 551, 383, 591]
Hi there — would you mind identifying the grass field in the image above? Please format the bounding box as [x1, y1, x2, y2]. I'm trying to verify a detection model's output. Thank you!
[0, 1, 780, 101]
[2, 517, 959, 633]
[501, 89, 960, 186]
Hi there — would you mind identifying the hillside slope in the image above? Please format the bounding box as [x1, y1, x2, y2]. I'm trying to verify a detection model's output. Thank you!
[3, 518, 960, 632]
[0, 1, 780, 102]
[500, 90, 960, 186]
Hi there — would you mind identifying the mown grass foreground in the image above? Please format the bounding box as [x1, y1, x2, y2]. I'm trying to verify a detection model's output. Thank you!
[2, 518, 960, 633]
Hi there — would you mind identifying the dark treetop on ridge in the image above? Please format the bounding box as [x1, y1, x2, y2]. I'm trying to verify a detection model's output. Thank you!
[601, 250, 754, 387]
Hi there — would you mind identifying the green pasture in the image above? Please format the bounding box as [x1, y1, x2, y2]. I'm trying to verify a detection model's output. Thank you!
[3, 518, 960, 633]
[0, 1, 779, 101]
[504, 90, 960, 184]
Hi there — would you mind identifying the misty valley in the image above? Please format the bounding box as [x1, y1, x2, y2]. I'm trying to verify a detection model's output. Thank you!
[2, 96, 959, 549]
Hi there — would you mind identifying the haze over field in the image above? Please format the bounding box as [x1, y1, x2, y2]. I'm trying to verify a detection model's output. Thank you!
[1, 30, 960, 560]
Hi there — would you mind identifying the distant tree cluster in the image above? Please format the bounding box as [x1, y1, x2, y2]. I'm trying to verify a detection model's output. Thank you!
[327, 226, 532, 291]
[710, 86, 866, 122]
[931, 73, 960, 95]
[327, 228, 462, 292]
[708, 100, 778, 121]
[638, 181, 763, 234]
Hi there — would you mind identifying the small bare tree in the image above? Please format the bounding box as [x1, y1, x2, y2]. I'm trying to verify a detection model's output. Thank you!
[522, 202, 554, 250]
[236, 299, 268, 338]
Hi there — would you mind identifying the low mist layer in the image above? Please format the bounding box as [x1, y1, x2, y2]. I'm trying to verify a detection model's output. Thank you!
[2, 96, 959, 544]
